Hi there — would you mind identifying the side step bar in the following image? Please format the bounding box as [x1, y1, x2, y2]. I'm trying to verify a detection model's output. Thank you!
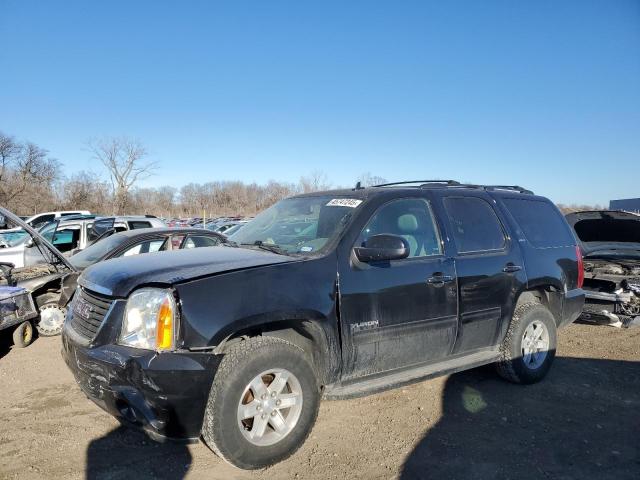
[324, 349, 499, 400]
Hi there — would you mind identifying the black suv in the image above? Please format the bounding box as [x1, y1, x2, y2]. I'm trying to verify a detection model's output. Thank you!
[62, 180, 584, 469]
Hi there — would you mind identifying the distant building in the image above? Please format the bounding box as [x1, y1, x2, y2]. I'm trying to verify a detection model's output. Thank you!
[609, 198, 640, 213]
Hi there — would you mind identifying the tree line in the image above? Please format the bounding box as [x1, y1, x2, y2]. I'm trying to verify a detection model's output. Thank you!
[0, 131, 391, 218]
[0, 130, 602, 218]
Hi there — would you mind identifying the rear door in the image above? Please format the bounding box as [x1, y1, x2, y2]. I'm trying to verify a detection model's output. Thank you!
[432, 192, 526, 353]
[338, 195, 458, 379]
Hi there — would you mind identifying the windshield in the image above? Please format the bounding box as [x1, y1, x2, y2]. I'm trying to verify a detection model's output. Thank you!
[69, 234, 126, 269]
[229, 196, 361, 254]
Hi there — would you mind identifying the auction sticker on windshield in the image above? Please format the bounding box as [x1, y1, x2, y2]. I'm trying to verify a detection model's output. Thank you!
[326, 198, 362, 208]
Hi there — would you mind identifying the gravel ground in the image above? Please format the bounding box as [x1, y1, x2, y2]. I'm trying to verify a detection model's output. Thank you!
[0, 322, 638, 480]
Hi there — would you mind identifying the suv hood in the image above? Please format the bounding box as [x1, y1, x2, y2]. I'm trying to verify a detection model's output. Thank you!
[565, 210, 640, 257]
[79, 246, 297, 297]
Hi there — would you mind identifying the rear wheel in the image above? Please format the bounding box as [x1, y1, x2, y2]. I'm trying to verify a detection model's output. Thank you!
[12, 321, 33, 348]
[36, 293, 66, 336]
[201, 336, 320, 469]
[496, 302, 557, 384]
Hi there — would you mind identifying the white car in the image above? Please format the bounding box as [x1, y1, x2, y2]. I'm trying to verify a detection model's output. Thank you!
[0, 215, 166, 268]
[19, 210, 91, 229]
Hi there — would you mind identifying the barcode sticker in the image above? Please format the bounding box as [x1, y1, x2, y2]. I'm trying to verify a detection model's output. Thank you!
[326, 198, 362, 208]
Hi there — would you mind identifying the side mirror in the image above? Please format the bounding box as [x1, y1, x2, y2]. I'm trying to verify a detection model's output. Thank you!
[354, 234, 410, 263]
[25, 237, 35, 248]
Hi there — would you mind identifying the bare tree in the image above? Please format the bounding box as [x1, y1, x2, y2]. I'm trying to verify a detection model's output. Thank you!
[88, 136, 157, 214]
[0, 132, 60, 210]
[358, 172, 387, 187]
[60, 171, 112, 213]
[298, 170, 331, 193]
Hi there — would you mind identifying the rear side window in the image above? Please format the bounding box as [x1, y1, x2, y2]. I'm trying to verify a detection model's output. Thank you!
[444, 197, 506, 253]
[183, 235, 222, 249]
[502, 198, 574, 248]
[128, 221, 152, 230]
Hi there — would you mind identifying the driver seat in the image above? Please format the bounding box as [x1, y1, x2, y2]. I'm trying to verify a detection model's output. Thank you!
[397, 214, 424, 257]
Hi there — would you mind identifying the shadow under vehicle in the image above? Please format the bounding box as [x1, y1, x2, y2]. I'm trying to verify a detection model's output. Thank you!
[566, 210, 640, 327]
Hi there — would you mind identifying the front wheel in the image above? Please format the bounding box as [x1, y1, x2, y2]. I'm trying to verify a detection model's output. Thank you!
[496, 302, 557, 384]
[201, 336, 320, 469]
[36, 293, 66, 336]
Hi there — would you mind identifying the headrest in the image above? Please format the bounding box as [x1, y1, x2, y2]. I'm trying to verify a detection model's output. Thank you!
[397, 214, 419, 233]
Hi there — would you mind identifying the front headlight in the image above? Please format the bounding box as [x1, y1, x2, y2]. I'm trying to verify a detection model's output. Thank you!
[119, 288, 177, 351]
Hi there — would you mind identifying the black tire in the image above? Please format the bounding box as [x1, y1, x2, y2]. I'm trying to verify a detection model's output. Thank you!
[496, 302, 557, 384]
[35, 293, 66, 336]
[201, 336, 320, 469]
[12, 321, 33, 348]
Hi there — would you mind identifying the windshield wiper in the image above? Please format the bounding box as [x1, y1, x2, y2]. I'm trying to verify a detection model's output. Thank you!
[240, 241, 287, 255]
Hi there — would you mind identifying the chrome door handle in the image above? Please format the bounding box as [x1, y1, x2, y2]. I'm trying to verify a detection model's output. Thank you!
[503, 264, 522, 273]
[427, 274, 454, 286]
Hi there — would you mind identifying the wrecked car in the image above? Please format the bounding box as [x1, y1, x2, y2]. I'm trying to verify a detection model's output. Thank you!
[0, 285, 39, 348]
[0, 207, 78, 338]
[566, 210, 640, 327]
[0, 207, 227, 338]
[62, 180, 584, 469]
[0, 215, 167, 269]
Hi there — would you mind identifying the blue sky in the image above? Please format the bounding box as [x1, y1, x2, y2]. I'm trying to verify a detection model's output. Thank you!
[2, 0, 639, 205]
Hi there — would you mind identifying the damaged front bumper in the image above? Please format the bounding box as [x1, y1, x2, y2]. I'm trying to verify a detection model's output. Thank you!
[61, 321, 220, 442]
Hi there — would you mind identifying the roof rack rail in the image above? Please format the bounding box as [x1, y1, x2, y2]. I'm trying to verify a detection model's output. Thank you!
[373, 180, 461, 187]
[483, 185, 534, 194]
[371, 180, 534, 195]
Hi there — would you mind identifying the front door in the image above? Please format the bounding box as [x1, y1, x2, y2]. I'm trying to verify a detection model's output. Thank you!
[338, 196, 458, 380]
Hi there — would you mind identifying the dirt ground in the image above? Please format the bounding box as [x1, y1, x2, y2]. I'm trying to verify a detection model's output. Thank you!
[0, 322, 638, 480]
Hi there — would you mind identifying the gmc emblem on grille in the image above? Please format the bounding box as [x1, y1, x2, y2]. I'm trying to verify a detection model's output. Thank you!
[73, 298, 92, 319]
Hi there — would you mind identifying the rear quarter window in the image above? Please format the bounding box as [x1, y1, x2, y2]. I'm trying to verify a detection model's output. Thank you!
[502, 198, 575, 248]
[128, 221, 152, 230]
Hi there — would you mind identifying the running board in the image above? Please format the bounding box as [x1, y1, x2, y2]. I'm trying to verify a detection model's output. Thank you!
[324, 349, 499, 400]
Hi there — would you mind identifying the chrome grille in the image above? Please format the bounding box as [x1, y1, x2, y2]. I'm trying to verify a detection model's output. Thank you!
[69, 288, 113, 341]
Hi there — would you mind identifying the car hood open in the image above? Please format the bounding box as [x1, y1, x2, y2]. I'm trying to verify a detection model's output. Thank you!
[79, 246, 298, 297]
[0, 206, 75, 271]
[565, 210, 640, 257]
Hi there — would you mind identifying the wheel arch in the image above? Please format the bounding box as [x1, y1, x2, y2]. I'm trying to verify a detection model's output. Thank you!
[515, 285, 564, 327]
[215, 318, 341, 387]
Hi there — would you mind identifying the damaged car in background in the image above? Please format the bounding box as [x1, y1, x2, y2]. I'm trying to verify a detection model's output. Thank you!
[0, 207, 227, 340]
[0, 206, 78, 341]
[566, 210, 640, 328]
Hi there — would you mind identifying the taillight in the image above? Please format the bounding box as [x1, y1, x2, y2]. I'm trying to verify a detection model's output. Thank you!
[576, 245, 584, 289]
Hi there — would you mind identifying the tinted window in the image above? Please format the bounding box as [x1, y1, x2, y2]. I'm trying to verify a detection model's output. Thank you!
[183, 235, 221, 249]
[128, 221, 152, 230]
[30, 214, 55, 228]
[503, 198, 575, 248]
[89, 218, 115, 241]
[119, 239, 167, 257]
[49, 226, 81, 252]
[444, 197, 505, 253]
[358, 198, 442, 258]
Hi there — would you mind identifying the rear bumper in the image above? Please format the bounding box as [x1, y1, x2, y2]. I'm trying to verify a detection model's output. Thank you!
[61, 322, 220, 442]
[560, 288, 585, 328]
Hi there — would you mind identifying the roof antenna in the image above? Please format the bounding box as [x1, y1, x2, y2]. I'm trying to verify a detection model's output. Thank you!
[353, 181, 364, 191]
